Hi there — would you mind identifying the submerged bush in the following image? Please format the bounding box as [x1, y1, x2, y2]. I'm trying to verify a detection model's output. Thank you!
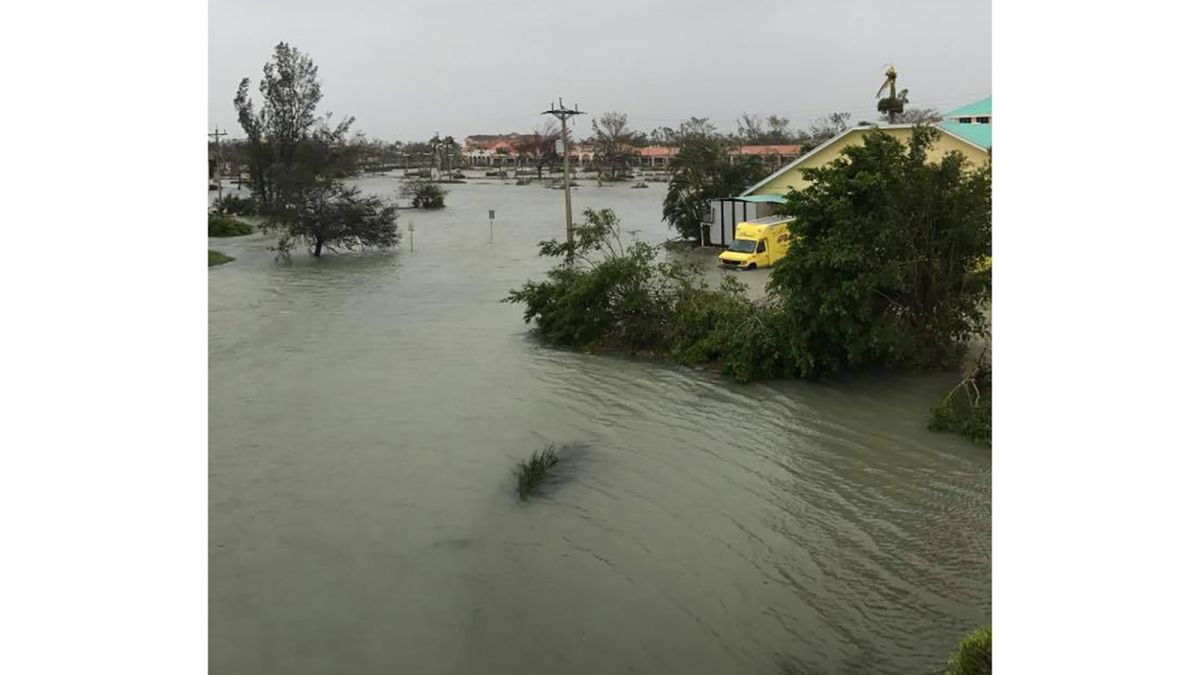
[505, 208, 807, 382]
[516, 445, 560, 500]
[929, 344, 991, 445]
[208, 250, 234, 266]
[213, 193, 259, 216]
[399, 178, 446, 209]
[208, 211, 253, 237]
[945, 626, 991, 675]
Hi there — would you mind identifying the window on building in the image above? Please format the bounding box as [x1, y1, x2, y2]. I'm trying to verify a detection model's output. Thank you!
[976, 116, 991, 124]
[957, 117, 973, 124]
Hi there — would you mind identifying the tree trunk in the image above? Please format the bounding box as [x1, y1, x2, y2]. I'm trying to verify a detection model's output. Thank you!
[313, 239, 323, 257]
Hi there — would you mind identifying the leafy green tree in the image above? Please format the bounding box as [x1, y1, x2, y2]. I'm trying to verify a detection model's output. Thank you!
[272, 183, 400, 258]
[770, 126, 991, 373]
[662, 133, 767, 242]
[233, 43, 359, 215]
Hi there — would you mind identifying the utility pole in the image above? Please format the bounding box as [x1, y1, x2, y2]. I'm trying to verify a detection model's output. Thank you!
[208, 126, 228, 200]
[542, 98, 585, 252]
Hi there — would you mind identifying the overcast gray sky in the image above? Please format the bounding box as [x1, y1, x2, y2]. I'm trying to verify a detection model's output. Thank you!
[209, 0, 990, 141]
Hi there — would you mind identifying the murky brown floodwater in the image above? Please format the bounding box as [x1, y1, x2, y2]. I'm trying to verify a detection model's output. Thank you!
[209, 174, 990, 674]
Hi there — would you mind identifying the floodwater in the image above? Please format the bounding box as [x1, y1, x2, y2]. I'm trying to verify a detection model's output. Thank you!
[209, 175, 990, 675]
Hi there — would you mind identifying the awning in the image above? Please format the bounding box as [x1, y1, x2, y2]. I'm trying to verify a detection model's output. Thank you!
[727, 194, 787, 204]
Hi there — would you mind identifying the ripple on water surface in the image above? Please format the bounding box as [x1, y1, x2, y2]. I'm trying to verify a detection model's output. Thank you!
[209, 179, 990, 675]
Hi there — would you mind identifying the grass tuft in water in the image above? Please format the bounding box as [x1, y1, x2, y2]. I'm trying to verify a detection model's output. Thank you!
[516, 445, 559, 500]
[209, 250, 235, 266]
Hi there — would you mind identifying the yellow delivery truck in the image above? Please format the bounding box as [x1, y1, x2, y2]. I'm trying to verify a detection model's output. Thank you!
[717, 216, 796, 270]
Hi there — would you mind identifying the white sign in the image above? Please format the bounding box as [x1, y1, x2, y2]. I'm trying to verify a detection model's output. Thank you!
[555, 139, 564, 154]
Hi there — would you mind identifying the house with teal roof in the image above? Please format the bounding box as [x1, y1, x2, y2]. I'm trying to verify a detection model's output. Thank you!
[939, 96, 992, 150]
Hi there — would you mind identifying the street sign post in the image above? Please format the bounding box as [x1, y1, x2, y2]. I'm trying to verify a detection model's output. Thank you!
[488, 210, 495, 244]
[408, 221, 414, 253]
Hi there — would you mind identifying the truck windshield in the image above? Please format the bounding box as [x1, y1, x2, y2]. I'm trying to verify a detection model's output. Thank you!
[728, 238, 757, 253]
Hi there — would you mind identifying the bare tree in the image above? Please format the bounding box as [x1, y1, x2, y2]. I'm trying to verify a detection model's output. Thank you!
[808, 112, 851, 145]
[591, 112, 637, 183]
[736, 113, 766, 142]
[513, 120, 559, 180]
[889, 107, 943, 124]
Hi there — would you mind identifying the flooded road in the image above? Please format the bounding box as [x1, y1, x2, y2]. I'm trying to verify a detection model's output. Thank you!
[209, 176, 990, 674]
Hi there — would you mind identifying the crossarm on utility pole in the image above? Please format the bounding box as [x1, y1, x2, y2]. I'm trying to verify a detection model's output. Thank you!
[542, 100, 586, 254]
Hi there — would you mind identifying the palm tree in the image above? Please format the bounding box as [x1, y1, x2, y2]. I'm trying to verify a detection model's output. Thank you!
[875, 65, 909, 124]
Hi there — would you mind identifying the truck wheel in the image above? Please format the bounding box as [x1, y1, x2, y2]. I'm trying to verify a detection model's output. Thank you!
[747, 263, 757, 270]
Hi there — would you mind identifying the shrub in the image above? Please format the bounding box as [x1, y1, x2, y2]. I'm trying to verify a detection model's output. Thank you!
[516, 445, 560, 500]
[399, 178, 446, 209]
[208, 250, 234, 266]
[506, 208, 797, 380]
[271, 183, 401, 258]
[929, 344, 991, 445]
[213, 193, 259, 216]
[946, 627, 991, 675]
[208, 211, 253, 237]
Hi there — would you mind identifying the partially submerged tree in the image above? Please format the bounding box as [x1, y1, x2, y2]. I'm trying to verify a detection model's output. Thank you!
[398, 178, 446, 209]
[233, 43, 359, 215]
[591, 112, 637, 183]
[272, 183, 400, 258]
[234, 43, 402, 260]
[771, 125, 992, 372]
[663, 131, 767, 242]
[512, 120, 559, 179]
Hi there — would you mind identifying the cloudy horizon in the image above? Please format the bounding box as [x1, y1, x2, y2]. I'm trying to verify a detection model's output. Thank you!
[209, 0, 990, 141]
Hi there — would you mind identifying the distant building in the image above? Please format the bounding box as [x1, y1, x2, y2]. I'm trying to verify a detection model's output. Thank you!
[638, 146, 678, 168]
[729, 145, 807, 172]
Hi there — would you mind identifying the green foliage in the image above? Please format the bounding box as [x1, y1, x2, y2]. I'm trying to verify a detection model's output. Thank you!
[412, 182, 446, 209]
[506, 208, 780, 381]
[509, 128, 991, 385]
[946, 627, 991, 675]
[930, 394, 991, 445]
[516, 445, 560, 500]
[213, 193, 259, 216]
[663, 133, 767, 241]
[930, 345, 991, 444]
[208, 212, 253, 237]
[507, 209, 670, 350]
[271, 183, 400, 258]
[208, 250, 234, 266]
[234, 43, 360, 220]
[770, 126, 992, 374]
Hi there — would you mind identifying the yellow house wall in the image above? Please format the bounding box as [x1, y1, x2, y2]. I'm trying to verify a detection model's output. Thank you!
[748, 127, 990, 196]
